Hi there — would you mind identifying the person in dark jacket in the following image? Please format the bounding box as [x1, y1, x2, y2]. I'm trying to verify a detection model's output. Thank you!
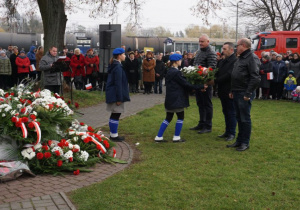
[271, 54, 287, 100]
[9, 46, 19, 86]
[27, 46, 37, 80]
[259, 53, 273, 99]
[214, 42, 237, 141]
[155, 54, 202, 143]
[227, 38, 261, 152]
[191, 34, 217, 134]
[106, 48, 130, 142]
[39, 46, 61, 94]
[124, 51, 139, 93]
[154, 54, 165, 94]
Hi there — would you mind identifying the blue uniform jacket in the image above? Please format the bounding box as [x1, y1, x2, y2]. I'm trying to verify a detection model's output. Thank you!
[165, 67, 200, 110]
[106, 60, 130, 104]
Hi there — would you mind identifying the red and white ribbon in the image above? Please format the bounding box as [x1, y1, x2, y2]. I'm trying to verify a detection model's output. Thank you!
[113, 148, 116, 158]
[20, 122, 28, 138]
[77, 132, 107, 154]
[32, 121, 41, 146]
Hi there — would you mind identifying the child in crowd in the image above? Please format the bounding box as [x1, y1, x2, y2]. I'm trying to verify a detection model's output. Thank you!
[283, 70, 297, 99]
[292, 86, 300, 102]
[154, 54, 204, 143]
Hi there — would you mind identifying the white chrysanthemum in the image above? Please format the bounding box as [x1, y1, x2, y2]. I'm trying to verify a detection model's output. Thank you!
[0, 89, 4, 96]
[79, 150, 89, 161]
[68, 143, 73, 149]
[26, 147, 33, 153]
[34, 143, 42, 150]
[51, 146, 64, 156]
[73, 136, 78, 142]
[63, 150, 73, 160]
[21, 148, 36, 160]
[2, 113, 6, 117]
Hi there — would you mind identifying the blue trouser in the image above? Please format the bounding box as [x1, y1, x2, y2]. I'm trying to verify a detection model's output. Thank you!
[195, 86, 213, 129]
[233, 91, 255, 145]
[154, 79, 162, 93]
[219, 96, 237, 136]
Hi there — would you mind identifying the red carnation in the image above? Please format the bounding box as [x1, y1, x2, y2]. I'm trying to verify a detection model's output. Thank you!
[10, 92, 14, 96]
[20, 107, 26, 113]
[15, 122, 22, 127]
[26, 100, 32, 104]
[74, 102, 79, 108]
[48, 140, 53, 146]
[69, 157, 73, 162]
[11, 117, 17, 123]
[197, 70, 203, 76]
[22, 117, 28, 123]
[80, 122, 85, 126]
[96, 144, 102, 150]
[61, 96, 64, 100]
[4, 93, 9, 98]
[36, 152, 44, 160]
[36, 121, 40, 126]
[44, 152, 51, 159]
[67, 100, 71, 105]
[198, 65, 203, 69]
[103, 140, 110, 149]
[42, 145, 49, 151]
[30, 114, 36, 120]
[57, 160, 63, 167]
[28, 122, 34, 129]
[87, 126, 94, 132]
[72, 148, 79, 153]
[48, 104, 54, 110]
[209, 67, 213, 71]
[55, 150, 60, 156]
[73, 169, 80, 175]
[83, 137, 90, 144]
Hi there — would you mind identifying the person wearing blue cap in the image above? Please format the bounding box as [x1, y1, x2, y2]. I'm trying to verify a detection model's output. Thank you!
[106, 48, 130, 141]
[154, 54, 204, 143]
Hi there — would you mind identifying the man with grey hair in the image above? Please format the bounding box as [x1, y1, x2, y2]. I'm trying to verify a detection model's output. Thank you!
[190, 34, 217, 134]
[227, 38, 260, 151]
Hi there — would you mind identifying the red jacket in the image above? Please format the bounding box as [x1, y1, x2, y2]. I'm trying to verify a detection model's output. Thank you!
[85, 55, 99, 75]
[15, 56, 30, 74]
[70, 54, 86, 77]
[62, 57, 72, 77]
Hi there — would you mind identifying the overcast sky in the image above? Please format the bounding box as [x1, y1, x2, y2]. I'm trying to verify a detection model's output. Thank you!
[66, 0, 236, 33]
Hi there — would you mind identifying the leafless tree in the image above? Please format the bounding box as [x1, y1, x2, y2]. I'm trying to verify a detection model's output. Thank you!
[243, 0, 300, 31]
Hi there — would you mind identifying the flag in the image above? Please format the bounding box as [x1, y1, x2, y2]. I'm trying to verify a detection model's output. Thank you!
[267, 72, 273, 80]
[85, 83, 92, 90]
[30, 64, 36, 72]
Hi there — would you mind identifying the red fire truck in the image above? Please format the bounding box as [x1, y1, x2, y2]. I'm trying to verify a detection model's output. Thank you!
[249, 31, 300, 58]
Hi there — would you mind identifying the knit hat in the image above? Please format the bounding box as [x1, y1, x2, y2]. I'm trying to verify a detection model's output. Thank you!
[276, 54, 282, 58]
[0, 50, 5, 54]
[288, 70, 294, 76]
[296, 86, 300, 92]
[112, 48, 125, 55]
[263, 54, 271, 61]
[169, 54, 182, 61]
[20, 50, 25, 54]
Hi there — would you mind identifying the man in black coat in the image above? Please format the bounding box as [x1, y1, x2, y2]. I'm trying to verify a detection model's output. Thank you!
[154, 54, 165, 94]
[124, 51, 139, 93]
[227, 38, 260, 151]
[9, 46, 19, 86]
[214, 42, 237, 141]
[191, 34, 217, 134]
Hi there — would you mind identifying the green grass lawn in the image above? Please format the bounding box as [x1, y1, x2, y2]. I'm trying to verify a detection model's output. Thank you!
[63, 90, 106, 108]
[69, 97, 300, 209]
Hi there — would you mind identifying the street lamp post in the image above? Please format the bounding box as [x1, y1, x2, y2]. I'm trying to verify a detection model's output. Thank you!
[236, 1, 243, 43]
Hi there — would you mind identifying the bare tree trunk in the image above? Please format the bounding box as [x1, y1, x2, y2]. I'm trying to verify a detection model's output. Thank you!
[37, 0, 67, 54]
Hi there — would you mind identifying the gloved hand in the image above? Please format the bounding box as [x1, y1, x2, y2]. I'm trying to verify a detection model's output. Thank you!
[22, 65, 25, 68]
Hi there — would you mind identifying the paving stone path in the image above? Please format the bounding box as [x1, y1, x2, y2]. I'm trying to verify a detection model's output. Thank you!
[0, 92, 165, 210]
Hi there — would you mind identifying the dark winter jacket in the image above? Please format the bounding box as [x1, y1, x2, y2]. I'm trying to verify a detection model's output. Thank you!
[15, 56, 30, 74]
[27, 46, 36, 66]
[10, 53, 19, 76]
[106, 60, 130, 104]
[215, 53, 237, 98]
[289, 59, 300, 79]
[155, 59, 165, 80]
[124, 57, 139, 84]
[259, 61, 273, 88]
[165, 67, 199, 110]
[272, 60, 287, 83]
[193, 45, 217, 68]
[39, 51, 61, 86]
[231, 49, 261, 97]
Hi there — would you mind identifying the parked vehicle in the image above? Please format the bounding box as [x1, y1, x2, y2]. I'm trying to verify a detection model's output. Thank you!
[249, 31, 300, 58]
